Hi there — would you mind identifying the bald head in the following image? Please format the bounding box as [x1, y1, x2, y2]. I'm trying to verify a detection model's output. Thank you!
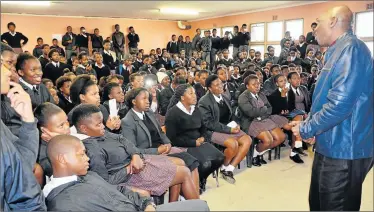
[315, 5, 353, 47]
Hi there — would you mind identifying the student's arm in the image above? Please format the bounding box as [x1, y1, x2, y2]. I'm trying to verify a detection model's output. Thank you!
[165, 112, 197, 147]
[159, 89, 170, 116]
[306, 32, 313, 44]
[198, 101, 231, 134]
[32, 48, 38, 57]
[62, 34, 69, 47]
[135, 34, 140, 43]
[20, 33, 28, 45]
[85, 142, 110, 182]
[1, 32, 8, 43]
[166, 42, 170, 52]
[238, 93, 268, 118]
[117, 186, 154, 211]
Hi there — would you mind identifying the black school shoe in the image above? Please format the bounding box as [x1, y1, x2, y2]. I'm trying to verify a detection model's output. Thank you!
[258, 155, 267, 164]
[199, 178, 207, 194]
[220, 170, 236, 184]
[290, 154, 304, 164]
[293, 147, 308, 156]
[252, 156, 262, 167]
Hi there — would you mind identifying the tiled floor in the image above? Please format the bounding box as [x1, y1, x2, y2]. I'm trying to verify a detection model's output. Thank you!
[200, 148, 373, 211]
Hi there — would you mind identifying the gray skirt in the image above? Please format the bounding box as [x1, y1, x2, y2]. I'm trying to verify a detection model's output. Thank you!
[248, 115, 288, 137]
[211, 131, 247, 146]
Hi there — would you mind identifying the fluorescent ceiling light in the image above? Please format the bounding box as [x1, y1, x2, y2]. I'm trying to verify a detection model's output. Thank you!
[1, 1, 51, 6]
[160, 8, 198, 15]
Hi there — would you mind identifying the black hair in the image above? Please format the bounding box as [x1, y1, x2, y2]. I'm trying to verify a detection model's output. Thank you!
[284, 38, 291, 43]
[267, 46, 274, 52]
[168, 84, 192, 110]
[34, 102, 64, 128]
[48, 49, 59, 58]
[287, 71, 299, 80]
[7, 22, 15, 29]
[311, 22, 317, 27]
[42, 78, 52, 86]
[106, 75, 119, 82]
[129, 73, 141, 83]
[212, 28, 217, 31]
[71, 52, 78, 57]
[197, 69, 209, 77]
[172, 75, 187, 85]
[103, 39, 111, 45]
[315, 51, 322, 56]
[80, 27, 85, 30]
[1, 42, 15, 54]
[37, 37, 43, 41]
[138, 71, 148, 76]
[248, 63, 255, 68]
[288, 63, 296, 68]
[129, 26, 134, 30]
[78, 52, 88, 60]
[102, 82, 121, 102]
[281, 65, 289, 70]
[205, 74, 219, 88]
[242, 70, 256, 83]
[115, 24, 119, 28]
[289, 46, 297, 52]
[71, 104, 101, 129]
[67, 26, 72, 29]
[52, 38, 58, 42]
[216, 67, 226, 75]
[41, 44, 50, 49]
[70, 75, 96, 105]
[172, 34, 176, 37]
[15, 53, 37, 71]
[249, 49, 255, 52]
[300, 72, 309, 78]
[242, 24, 247, 27]
[270, 64, 280, 73]
[196, 28, 200, 32]
[124, 87, 148, 108]
[234, 25, 239, 29]
[56, 76, 72, 90]
[244, 75, 258, 86]
[274, 74, 285, 83]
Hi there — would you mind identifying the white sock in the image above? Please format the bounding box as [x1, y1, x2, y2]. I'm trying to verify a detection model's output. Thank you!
[221, 165, 228, 171]
[258, 149, 270, 156]
[290, 151, 297, 157]
[253, 148, 259, 157]
[295, 141, 303, 148]
[226, 165, 235, 172]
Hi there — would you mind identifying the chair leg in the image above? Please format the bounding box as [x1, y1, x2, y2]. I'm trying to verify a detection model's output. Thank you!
[152, 193, 165, 205]
[246, 140, 256, 168]
[215, 169, 219, 187]
[277, 145, 281, 159]
[237, 162, 241, 169]
[268, 149, 272, 161]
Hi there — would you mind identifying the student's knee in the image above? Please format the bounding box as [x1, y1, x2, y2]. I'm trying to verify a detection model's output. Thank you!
[239, 135, 252, 148]
[260, 136, 273, 149]
[224, 139, 239, 152]
[294, 115, 303, 121]
[169, 157, 186, 167]
[273, 131, 286, 142]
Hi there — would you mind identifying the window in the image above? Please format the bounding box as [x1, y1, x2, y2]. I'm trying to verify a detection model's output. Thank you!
[267, 44, 282, 57]
[222, 26, 234, 39]
[365, 41, 373, 57]
[267, 21, 283, 42]
[250, 45, 265, 59]
[355, 11, 373, 38]
[200, 29, 205, 38]
[211, 28, 222, 37]
[285, 19, 304, 39]
[250, 23, 265, 42]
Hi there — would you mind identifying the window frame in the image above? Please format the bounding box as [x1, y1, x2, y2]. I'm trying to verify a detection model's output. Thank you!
[354, 10, 374, 42]
[284, 18, 304, 42]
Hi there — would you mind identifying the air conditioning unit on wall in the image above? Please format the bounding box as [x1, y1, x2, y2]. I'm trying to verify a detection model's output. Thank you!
[177, 21, 191, 30]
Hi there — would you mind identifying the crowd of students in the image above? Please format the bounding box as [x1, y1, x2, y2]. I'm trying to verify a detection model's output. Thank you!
[1, 21, 323, 211]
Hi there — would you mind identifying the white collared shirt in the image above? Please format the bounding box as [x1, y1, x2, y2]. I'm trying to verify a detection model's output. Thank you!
[250, 92, 259, 100]
[291, 86, 300, 95]
[43, 175, 78, 197]
[69, 33, 73, 40]
[81, 33, 87, 38]
[132, 109, 145, 120]
[279, 88, 288, 97]
[213, 94, 223, 103]
[299, 43, 305, 47]
[231, 74, 240, 80]
[19, 78, 37, 90]
[104, 50, 111, 56]
[176, 101, 195, 115]
[95, 63, 105, 68]
[52, 61, 60, 68]
[9, 31, 16, 36]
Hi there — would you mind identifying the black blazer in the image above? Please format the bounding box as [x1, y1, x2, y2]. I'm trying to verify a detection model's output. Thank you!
[139, 64, 157, 75]
[121, 110, 170, 155]
[157, 58, 171, 70]
[115, 65, 133, 85]
[159, 86, 174, 116]
[43, 63, 68, 85]
[223, 82, 237, 107]
[238, 90, 272, 133]
[19, 81, 55, 110]
[132, 60, 143, 72]
[267, 89, 288, 115]
[198, 92, 232, 137]
[193, 83, 206, 102]
[102, 52, 116, 70]
[57, 92, 75, 115]
[287, 86, 311, 113]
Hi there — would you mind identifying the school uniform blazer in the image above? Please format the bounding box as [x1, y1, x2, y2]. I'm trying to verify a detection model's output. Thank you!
[287, 85, 311, 113]
[193, 83, 206, 102]
[19, 81, 55, 110]
[238, 90, 272, 133]
[139, 64, 157, 75]
[121, 109, 171, 155]
[198, 92, 232, 136]
[267, 89, 289, 115]
[159, 86, 174, 116]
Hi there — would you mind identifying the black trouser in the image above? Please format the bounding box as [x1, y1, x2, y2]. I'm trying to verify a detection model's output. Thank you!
[309, 152, 373, 211]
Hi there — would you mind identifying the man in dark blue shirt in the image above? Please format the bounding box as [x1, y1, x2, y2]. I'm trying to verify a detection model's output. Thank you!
[291, 6, 373, 211]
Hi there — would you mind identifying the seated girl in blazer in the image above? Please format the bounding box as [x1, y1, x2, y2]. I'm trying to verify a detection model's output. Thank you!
[165, 84, 224, 194]
[102, 82, 129, 120]
[238, 75, 287, 167]
[268, 74, 307, 164]
[198, 75, 251, 184]
[121, 88, 200, 196]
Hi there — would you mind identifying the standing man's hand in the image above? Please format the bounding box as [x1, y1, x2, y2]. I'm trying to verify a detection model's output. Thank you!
[290, 121, 301, 138]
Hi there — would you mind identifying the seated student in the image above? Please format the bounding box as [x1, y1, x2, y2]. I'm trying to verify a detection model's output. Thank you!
[300, 72, 309, 87]
[301, 49, 316, 72]
[121, 88, 201, 193]
[191, 51, 202, 65]
[193, 70, 209, 102]
[165, 84, 224, 193]
[157, 51, 172, 70]
[102, 39, 116, 70]
[42, 78, 53, 89]
[56, 76, 74, 114]
[44, 135, 209, 211]
[254, 68, 264, 87]
[48, 87, 59, 105]
[16, 53, 55, 109]
[69, 74, 120, 133]
[216, 49, 234, 67]
[159, 76, 186, 116]
[216, 67, 237, 107]
[133, 52, 144, 72]
[231, 65, 241, 87]
[288, 63, 297, 72]
[102, 82, 129, 120]
[234, 52, 250, 71]
[253, 51, 263, 66]
[267, 74, 306, 164]
[93, 52, 111, 84]
[139, 57, 157, 74]
[32, 37, 44, 58]
[44, 49, 68, 85]
[200, 61, 209, 71]
[50, 38, 66, 58]
[115, 54, 134, 85]
[126, 72, 145, 91]
[38, 44, 50, 72]
[280, 47, 302, 66]
[234, 70, 256, 102]
[307, 65, 319, 90]
[34, 102, 71, 180]
[156, 71, 170, 91]
[262, 64, 281, 96]
[238, 75, 286, 166]
[1, 56, 46, 210]
[71, 104, 199, 201]
[76, 52, 97, 77]
[198, 75, 251, 183]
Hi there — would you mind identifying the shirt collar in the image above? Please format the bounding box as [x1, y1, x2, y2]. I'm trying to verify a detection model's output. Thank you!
[52, 61, 60, 67]
[104, 50, 111, 55]
[132, 109, 145, 120]
[250, 92, 259, 99]
[95, 63, 105, 68]
[176, 101, 195, 115]
[43, 175, 78, 197]
[213, 94, 223, 103]
[231, 74, 240, 79]
[19, 78, 36, 90]
[9, 31, 16, 36]
[291, 86, 299, 94]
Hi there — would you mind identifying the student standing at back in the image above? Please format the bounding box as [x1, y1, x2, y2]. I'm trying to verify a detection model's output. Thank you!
[91, 28, 104, 54]
[1, 22, 28, 54]
[50, 38, 66, 58]
[32, 37, 44, 58]
[127, 26, 140, 54]
[76, 27, 89, 54]
[102, 39, 116, 71]
[112, 24, 125, 60]
[192, 28, 201, 51]
[62, 26, 77, 59]
[167, 34, 178, 54]
[44, 49, 68, 85]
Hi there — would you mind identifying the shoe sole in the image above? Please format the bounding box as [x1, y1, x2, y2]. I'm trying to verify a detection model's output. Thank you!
[221, 174, 236, 184]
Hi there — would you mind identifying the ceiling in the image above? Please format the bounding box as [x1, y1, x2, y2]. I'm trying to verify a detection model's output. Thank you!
[1, 1, 322, 21]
